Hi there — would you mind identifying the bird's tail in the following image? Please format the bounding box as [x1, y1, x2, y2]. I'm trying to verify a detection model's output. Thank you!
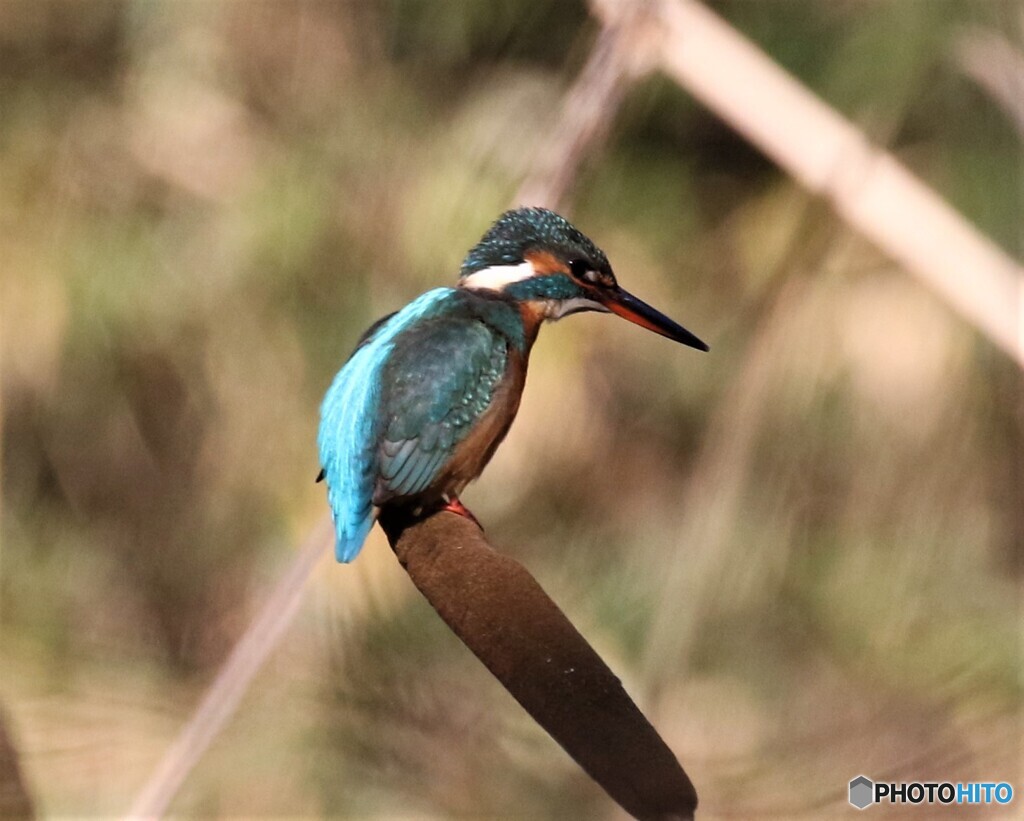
[334, 512, 376, 563]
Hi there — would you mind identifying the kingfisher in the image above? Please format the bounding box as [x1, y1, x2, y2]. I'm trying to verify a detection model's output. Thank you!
[317, 207, 707, 562]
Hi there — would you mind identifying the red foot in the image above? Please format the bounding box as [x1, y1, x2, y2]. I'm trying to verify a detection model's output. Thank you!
[440, 497, 482, 530]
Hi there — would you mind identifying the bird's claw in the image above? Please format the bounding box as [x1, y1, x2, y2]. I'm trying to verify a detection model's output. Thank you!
[439, 497, 482, 530]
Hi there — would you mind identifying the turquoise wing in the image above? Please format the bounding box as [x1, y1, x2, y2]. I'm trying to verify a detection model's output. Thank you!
[375, 316, 508, 502]
[317, 288, 454, 562]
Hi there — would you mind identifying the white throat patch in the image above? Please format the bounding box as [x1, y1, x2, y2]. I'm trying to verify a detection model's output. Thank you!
[460, 260, 536, 292]
[547, 296, 607, 319]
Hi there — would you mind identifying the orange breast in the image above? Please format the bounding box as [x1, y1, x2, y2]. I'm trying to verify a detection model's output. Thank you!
[435, 345, 530, 498]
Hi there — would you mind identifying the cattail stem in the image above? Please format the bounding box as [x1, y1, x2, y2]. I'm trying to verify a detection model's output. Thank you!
[380, 509, 698, 821]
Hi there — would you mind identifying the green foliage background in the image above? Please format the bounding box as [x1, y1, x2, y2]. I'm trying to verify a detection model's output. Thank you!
[1, 1, 1020, 816]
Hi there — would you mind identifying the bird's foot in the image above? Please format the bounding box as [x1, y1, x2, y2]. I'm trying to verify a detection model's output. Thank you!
[439, 497, 482, 530]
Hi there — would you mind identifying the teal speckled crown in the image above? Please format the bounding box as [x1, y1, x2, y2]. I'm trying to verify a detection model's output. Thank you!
[460, 207, 610, 278]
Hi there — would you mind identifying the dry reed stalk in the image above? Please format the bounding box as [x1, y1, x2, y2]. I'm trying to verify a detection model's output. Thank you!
[125, 518, 332, 820]
[515, 0, 658, 211]
[953, 26, 1024, 138]
[591, 0, 1023, 368]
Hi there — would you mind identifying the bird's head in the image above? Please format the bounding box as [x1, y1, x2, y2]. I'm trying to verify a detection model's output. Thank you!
[458, 207, 708, 351]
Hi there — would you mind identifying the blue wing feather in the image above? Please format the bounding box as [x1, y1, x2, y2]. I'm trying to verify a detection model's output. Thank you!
[318, 288, 454, 562]
[375, 319, 508, 502]
[319, 287, 517, 562]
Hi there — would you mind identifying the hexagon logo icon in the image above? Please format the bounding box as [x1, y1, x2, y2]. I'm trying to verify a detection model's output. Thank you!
[849, 775, 874, 810]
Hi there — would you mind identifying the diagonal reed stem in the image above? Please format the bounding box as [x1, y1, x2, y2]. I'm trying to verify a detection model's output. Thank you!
[591, 0, 1024, 367]
[125, 518, 332, 820]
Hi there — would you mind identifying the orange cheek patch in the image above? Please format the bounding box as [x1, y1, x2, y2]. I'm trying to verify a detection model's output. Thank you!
[518, 302, 547, 338]
[519, 301, 546, 322]
[524, 249, 568, 275]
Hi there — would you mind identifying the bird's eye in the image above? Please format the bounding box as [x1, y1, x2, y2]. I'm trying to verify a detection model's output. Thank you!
[569, 259, 600, 284]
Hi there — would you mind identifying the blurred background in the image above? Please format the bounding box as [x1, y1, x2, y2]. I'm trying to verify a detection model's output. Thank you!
[1, 0, 1021, 817]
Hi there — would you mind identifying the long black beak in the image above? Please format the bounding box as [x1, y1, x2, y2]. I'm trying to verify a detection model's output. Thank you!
[603, 286, 709, 352]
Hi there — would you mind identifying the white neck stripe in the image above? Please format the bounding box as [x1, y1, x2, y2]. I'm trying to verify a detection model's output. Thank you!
[460, 260, 536, 292]
[548, 296, 607, 319]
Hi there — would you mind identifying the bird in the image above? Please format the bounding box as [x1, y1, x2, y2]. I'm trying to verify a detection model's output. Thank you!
[317, 207, 707, 562]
